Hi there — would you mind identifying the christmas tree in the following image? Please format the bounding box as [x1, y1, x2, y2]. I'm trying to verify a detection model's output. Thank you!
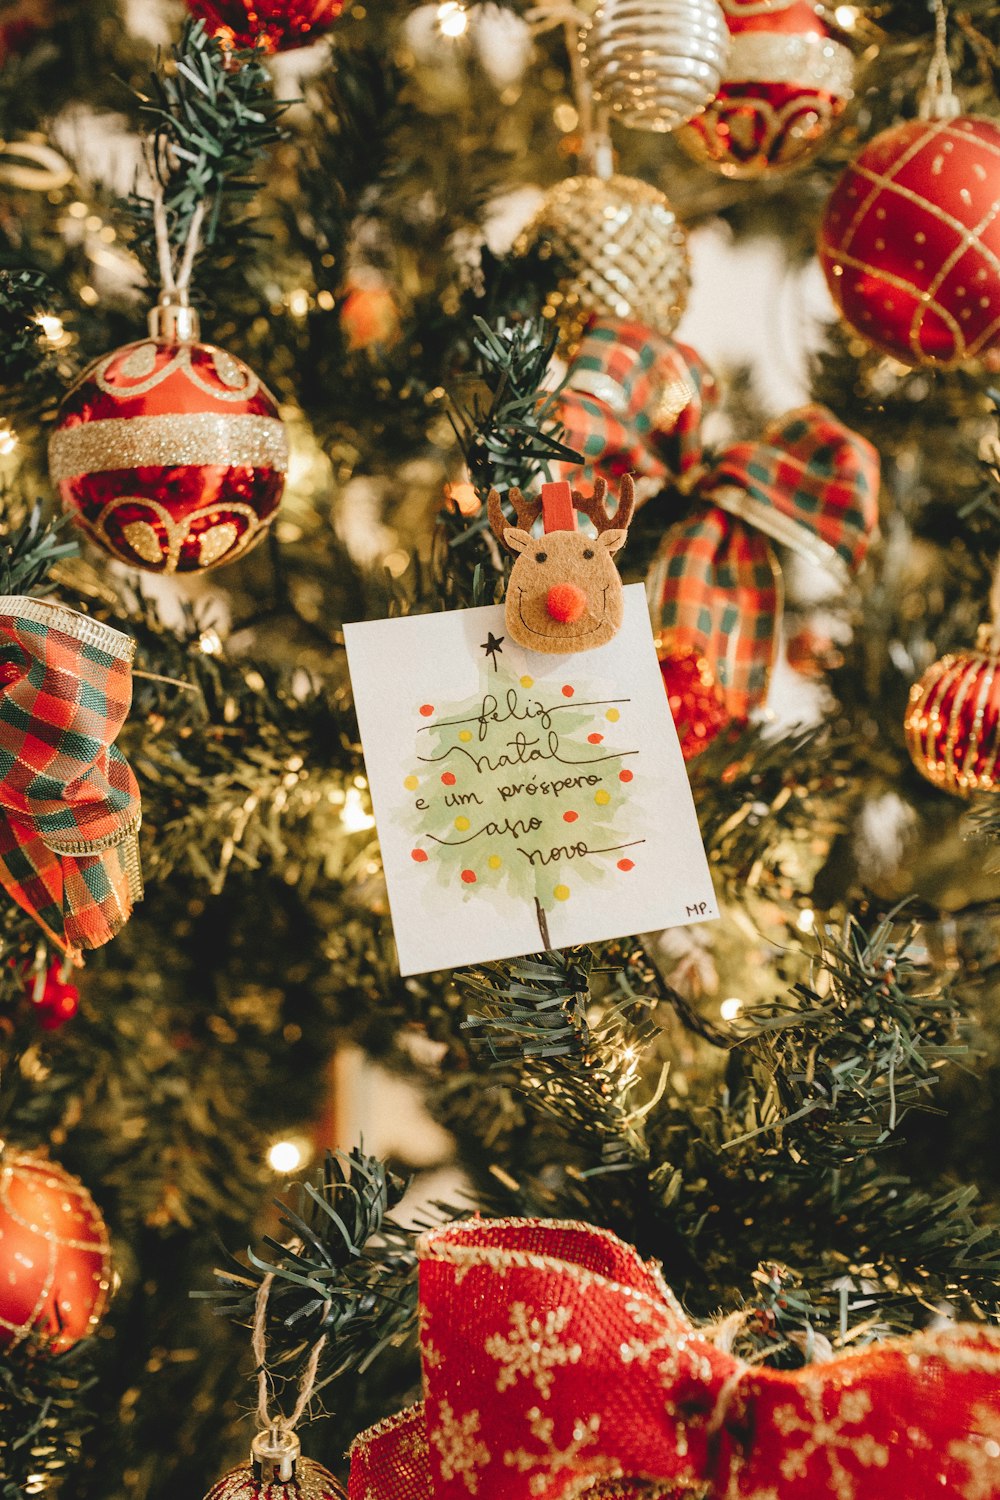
[2, 0, 1000, 1496]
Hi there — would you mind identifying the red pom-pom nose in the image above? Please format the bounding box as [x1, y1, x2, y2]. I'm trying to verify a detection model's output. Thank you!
[546, 583, 588, 624]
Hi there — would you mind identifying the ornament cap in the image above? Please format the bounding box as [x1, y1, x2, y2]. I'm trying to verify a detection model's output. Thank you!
[976, 621, 1000, 655]
[147, 293, 200, 344]
[251, 1428, 300, 1486]
[920, 89, 963, 121]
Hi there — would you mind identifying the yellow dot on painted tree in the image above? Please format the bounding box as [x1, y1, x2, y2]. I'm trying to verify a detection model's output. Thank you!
[606, 708, 620, 722]
[554, 884, 570, 901]
[454, 816, 470, 830]
[520, 675, 534, 688]
[404, 775, 419, 790]
[459, 730, 473, 742]
[488, 855, 502, 869]
[595, 789, 611, 806]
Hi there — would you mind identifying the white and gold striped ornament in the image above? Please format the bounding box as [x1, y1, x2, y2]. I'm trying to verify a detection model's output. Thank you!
[581, 0, 730, 133]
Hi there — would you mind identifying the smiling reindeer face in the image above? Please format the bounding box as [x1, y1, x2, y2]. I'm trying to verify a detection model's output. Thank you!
[487, 477, 635, 655]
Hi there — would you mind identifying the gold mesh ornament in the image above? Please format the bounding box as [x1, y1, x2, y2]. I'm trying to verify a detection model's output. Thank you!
[514, 173, 690, 354]
[582, 0, 730, 132]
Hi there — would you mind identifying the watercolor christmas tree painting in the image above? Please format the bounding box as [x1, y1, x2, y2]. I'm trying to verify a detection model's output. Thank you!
[405, 645, 644, 948]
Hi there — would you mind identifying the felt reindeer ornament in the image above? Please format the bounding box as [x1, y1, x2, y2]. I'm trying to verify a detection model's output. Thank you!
[487, 476, 634, 655]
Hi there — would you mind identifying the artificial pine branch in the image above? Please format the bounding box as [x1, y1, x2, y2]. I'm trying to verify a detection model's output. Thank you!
[0, 503, 77, 596]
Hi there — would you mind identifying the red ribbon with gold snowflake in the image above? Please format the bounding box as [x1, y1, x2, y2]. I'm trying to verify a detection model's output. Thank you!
[348, 1217, 1000, 1500]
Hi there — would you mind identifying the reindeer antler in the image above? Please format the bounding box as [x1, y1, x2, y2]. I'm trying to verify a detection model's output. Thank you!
[487, 487, 544, 552]
[572, 475, 635, 535]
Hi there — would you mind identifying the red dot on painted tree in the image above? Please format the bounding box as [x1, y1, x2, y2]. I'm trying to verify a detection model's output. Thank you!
[461, 869, 477, 884]
[588, 733, 603, 744]
[412, 849, 428, 863]
[562, 685, 574, 698]
[441, 772, 456, 785]
[419, 704, 434, 717]
[619, 769, 634, 783]
[563, 810, 579, 823]
[617, 859, 634, 872]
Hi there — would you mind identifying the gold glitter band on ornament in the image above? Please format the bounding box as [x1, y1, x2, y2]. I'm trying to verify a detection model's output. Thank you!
[725, 31, 855, 97]
[0, 595, 136, 662]
[48, 412, 289, 483]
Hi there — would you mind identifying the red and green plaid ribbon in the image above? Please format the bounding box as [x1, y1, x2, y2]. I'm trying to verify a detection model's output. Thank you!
[550, 316, 718, 492]
[648, 404, 880, 719]
[0, 597, 142, 953]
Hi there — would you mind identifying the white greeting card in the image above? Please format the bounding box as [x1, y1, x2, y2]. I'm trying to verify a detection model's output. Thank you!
[344, 586, 718, 975]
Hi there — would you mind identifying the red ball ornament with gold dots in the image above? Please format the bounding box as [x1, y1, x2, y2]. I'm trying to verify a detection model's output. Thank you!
[186, 0, 344, 53]
[657, 640, 731, 760]
[820, 114, 1000, 368]
[0, 1149, 112, 1352]
[677, 0, 855, 178]
[905, 625, 1000, 796]
[49, 298, 288, 574]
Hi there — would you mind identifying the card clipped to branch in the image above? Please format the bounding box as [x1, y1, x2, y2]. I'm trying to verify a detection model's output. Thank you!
[345, 563, 717, 975]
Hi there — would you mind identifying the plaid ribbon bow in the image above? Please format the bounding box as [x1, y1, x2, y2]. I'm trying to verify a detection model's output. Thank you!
[551, 316, 717, 497]
[0, 597, 142, 954]
[647, 405, 880, 719]
[348, 1217, 1000, 1500]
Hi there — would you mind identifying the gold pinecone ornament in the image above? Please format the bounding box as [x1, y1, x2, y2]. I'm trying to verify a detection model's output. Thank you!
[514, 173, 690, 354]
[582, 0, 730, 132]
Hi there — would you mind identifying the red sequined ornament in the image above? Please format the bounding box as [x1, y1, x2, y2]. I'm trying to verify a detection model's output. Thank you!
[48, 301, 288, 574]
[0, 1149, 111, 1352]
[22, 959, 80, 1030]
[820, 115, 1000, 368]
[656, 640, 731, 760]
[905, 626, 1000, 796]
[678, 0, 855, 178]
[187, 0, 344, 52]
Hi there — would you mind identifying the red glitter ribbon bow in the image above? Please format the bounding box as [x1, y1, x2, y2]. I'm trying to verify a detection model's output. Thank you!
[348, 1218, 1000, 1500]
[0, 597, 142, 954]
[647, 404, 880, 719]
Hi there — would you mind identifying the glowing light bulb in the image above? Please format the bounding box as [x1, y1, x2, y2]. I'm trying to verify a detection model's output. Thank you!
[267, 1139, 304, 1173]
[796, 908, 816, 934]
[438, 1, 469, 37]
[37, 313, 66, 344]
[720, 998, 743, 1022]
[834, 4, 859, 26]
[341, 785, 376, 833]
[287, 288, 311, 318]
[0, 427, 17, 457]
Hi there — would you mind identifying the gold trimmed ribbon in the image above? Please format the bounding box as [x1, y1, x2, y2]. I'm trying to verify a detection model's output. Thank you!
[348, 1217, 1000, 1500]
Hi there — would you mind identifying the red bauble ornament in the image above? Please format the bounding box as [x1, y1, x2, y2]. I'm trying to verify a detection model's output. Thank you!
[187, 0, 344, 52]
[49, 302, 288, 574]
[820, 115, 1000, 368]
[657, 640, 731, 760]
[205, 1432, 343, 1500]
[23, 959, 80, 1030]
[678, 0, 855, 178]
[0, 1149, 111, 1352]
[905, 626, 1000, 796]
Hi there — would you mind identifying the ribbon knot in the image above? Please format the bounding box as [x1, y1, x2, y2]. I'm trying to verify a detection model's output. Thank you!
[0, 596, 142, 953]
[348, 1217, 1000, 1500]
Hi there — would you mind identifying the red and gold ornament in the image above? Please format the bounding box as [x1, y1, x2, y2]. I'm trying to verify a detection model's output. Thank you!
[678, 0, 855, 178]
[819, 113, 1000, 368]
[186, 0, 344, 53]
[49, 298, 288, 574]
[204, 1430, 343, 1500]
[905, 624, 1000, 796]
[0, 1148, 111, 1353]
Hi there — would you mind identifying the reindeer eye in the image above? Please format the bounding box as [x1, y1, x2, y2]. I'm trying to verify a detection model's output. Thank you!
[535, 551, 548, 563]
[583, 547, 595, 559]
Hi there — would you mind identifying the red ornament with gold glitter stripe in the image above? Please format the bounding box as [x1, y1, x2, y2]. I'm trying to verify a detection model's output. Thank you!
[678, 0, 855, 178]
[186, 0, 344, 53]
[819, 114, 1000, 368]
[203, 1430, 344, 1500]
[0, 1149, 111, 1353]
[905, 625, 1000, 796]
[49, 301, 288, 574]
